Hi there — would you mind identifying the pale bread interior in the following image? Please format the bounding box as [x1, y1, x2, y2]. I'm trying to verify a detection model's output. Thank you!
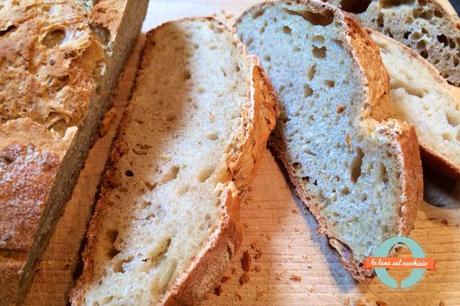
[325, 0, 460, 86]
[237, 1, 407, 263]
[372, 31, 460, 172]
[78, 19, 254, 305]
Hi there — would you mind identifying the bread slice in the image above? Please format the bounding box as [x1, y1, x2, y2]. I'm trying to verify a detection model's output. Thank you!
[0, 1, 148, 304]
[370, 30, 460, 177]
[236, 0, 423, 280]
[324, 0, 460, 86]
[70, 18, 278, 305]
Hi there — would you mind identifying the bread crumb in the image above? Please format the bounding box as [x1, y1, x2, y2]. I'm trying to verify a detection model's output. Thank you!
[221, 276, 230, 283]
[254, 265, 261, 272]
[241, 250, 252, 272]
[213, 285, 222, 296]
[239, 273, 250, 285]
[274, 272, 283, 280]
[441, 219, 449, 226]
[254, 248, 263, 260]
[291, 209, 298, 214]
[336, 105, 345, 113]
[376, 301, 387, 306]
[289, 274, 302, 282]
[439, 301, 445, 306]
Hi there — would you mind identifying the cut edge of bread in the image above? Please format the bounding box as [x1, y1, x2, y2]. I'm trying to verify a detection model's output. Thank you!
[370, 29, 460, 178]
[70, 17, 279, 305]
[236, 0, 423, 281]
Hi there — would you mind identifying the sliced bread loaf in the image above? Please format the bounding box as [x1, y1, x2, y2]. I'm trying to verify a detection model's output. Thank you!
[371, 30, 460, 177]
[236, 0, 423, 280]
[324, 0, 460, 86]
[0, 1, 148, 304]
[70, 18, 278, 305]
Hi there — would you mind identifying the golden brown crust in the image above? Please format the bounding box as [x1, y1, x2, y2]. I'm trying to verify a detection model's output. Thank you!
[240, 0, 422, 281]
[71, 18, 279, 306]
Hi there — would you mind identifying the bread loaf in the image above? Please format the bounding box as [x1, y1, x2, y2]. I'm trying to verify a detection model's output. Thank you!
[236, 0, 423, 280]
[0, 1, 148, 304]
[70, 18, 278, 305]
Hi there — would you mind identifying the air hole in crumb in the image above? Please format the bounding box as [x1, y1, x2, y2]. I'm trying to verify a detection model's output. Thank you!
[379, 162, 389, 184]
[113, 256, 133, 273]
[100, 296, 114, 304]
[446, 111, 460, 127]
[350, 147, 364, 183]
[380, 0, 414, 8]
[340, 0, 371, 13]
[283, 8, 333, 26]
[304, 84, 313, 97]
[325, 80, 335, 88]
[125, 170, 134, 177]
[42, 29, 65, 48]
[377, 13, 384, 27]
[312, 46, 326, 58]
[301, 176, 310, 183]
[293, 47, 301, 52]
[437, 34, 449, 47]
[361, 194, 368, 202]
[160, 165, 180, 184]
[342, 187, 350, 195]
[442, 133, 452, 141]
[420, 50, 428, 58]
[307, 64, 317, 80]
[0, 25, 16, 37]
[292, 162, 301, 170]
[282, 25, 292, 34]
[176, 184, 190, 196]
[312, 35, 325, 44]
[143, 238, 172, 272]
[264, 55, 271, 62]
[207, 132, 218, 141]
[403, 31, 410, 39]
[197, 166, 214, 182]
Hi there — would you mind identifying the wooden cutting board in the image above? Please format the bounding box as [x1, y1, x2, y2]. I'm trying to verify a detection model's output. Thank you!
[24, 1, 460, 305]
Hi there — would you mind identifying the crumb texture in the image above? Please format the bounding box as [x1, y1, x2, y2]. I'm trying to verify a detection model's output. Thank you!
[236, 0, 417, 274]
[372, 31, 460, 174]
[326, 0, 460, 86]
[74, 19, 261, 305]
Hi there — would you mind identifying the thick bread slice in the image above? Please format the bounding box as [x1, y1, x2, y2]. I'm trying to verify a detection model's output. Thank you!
[324, 0, 460, 86]
[70, 18, 278, 305]
[371, 30, 460, 177]
[236, 0, 423, 280]
[0, 1, 148, 305]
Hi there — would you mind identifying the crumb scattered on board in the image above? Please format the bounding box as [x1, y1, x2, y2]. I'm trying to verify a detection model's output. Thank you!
[241, 250, 252, 272]
[289, 274, 302, 282]
[239, 272, 250, 285]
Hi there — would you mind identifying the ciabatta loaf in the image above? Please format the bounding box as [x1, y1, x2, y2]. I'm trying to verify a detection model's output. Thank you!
[325, 0, 460, 86]
[71, 18, 278, 305]
[371, 30, 460, 177]
[236, 0, 423, 280]
[0, 1, 148, 304]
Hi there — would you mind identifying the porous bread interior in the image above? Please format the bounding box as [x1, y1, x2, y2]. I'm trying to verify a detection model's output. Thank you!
[237, 2, 403, 261]
[326, 0, 460, 86]
[81, 20, 253, 305]
[372, 32, 460, 170]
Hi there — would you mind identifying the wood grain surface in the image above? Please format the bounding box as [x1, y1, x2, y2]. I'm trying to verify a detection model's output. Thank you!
[24, 1, 460, 305]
